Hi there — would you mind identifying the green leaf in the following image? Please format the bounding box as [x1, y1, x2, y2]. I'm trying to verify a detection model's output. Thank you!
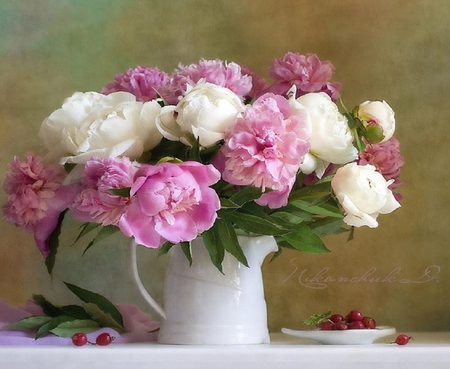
[32, 295, 65, 317]
[60, 305, 92, 320]
[302, 311, 332, 326]
[282, 223, 331, 253]
[180, 241, 192, 266]
[35, 315, 76, 339]
[309, 217, 346, 237]
[73, 222, 101, 246]
[219, 209, 289, 236]
[64, 163, 77, 174]
[45, 210, 67, 275]
[107, 187, 131, 197]
[215, 218, 248, 267]
[219, 197, 240, 209]
[146, 138, 186, 164]
[63, 282, 124, 327]
[1, 316, 52, 332]
[269, 245, 283, 263]
[83, 225, 119, 255]
[229, 187, 263, 206]
[50, 319, 100, 338]
[83, 303, 126, 334]
[290, 200, 343, 218]
[188, 137, 201, 161]
[202, 226, 225, 273]
[271, 212, 305, 225]
[239, 201, 272, 219]
[289, 181, 332, 201]
[158, 241, 175, 256]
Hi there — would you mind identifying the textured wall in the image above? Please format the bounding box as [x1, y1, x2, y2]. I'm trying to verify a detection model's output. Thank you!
[1, 0, 449, 333]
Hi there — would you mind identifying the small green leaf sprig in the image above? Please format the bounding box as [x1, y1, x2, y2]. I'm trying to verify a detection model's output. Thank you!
[1, 282, 127, 339]
[302, 311, 332, 326]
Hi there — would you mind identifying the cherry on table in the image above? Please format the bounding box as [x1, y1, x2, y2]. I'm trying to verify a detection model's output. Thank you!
[72, 333, 88, 346]
[394, 334, 412, 345]
[96, 332, 115, 346]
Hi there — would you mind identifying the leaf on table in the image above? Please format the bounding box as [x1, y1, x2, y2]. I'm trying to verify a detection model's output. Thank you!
[64, 282, 124, 327]
[83, 303, 127, 334]
[1, 315, 53, 332]
[50, 319, 101, 338]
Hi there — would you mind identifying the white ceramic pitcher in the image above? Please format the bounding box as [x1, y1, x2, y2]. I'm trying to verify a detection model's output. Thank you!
[130, 235, 277, 345]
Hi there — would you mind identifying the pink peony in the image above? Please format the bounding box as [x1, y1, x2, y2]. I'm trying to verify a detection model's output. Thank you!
[118, 161, 221, 248]
[220, 93, 311, 208]
[2, 153, 77, 257]
[358, 137, 405, 200]
[101, 66, 170, 102]
[71, 157, 139, 226]
[239, 65, 267, 101]
[167, 59, 254, 103]
[264, 52, 341, 100]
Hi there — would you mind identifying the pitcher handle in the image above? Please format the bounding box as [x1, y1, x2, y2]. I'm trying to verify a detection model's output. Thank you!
[129, 239, 167, 320]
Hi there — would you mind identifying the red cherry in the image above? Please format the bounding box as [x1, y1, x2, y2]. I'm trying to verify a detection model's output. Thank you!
[335, 321, 349, 330]
[318, 321, 336, 330]
[395, 334, 411, 345]
[95, 332, 115, 346]
[329, 314, 345, 324]
[72, 333, 88, 346]
[345, 310, 364, 322]
[362, 317, 377, 329]
[348, 320, 366, 329]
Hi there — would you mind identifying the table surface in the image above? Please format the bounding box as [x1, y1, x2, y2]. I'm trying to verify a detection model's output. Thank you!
[1, 332, 450, 369]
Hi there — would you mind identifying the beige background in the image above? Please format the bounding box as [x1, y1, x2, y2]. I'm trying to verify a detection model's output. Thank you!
[1, 0, 449, 333]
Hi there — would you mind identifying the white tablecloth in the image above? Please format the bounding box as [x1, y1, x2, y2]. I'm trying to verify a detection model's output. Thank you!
[1, 332, 450, 369]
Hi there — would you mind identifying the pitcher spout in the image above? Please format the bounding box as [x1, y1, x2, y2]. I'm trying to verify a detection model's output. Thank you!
[238, 235, 278, 268]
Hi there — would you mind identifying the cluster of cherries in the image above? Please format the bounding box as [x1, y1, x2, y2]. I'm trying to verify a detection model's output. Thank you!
[72, 332, 115, 346]
[318, 310, 376, 331]
[317, 309, 411, 345]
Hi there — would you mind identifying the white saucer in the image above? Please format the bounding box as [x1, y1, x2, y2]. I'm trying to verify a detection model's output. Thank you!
[281, 326, 396, 345]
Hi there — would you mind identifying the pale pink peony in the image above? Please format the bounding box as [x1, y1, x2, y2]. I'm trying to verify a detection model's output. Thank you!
[71, 157, 139, 226]
[101, 66, 170, 102]
[2, 153, 77, 257]
[265, 52, 341, 100]
[167, 59, 254, 103]
[118, 161, 221, 248]
[358, 137, 404, 200]
[220, 93, 311, 208]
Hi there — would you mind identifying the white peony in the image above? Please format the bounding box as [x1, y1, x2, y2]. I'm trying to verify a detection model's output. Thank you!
[331, 163, 400, 228]
[39, 91, 163, 165]
[296, 92, 358, 178]
[156, 81, 244, 148]
[357, 100, 395, 143]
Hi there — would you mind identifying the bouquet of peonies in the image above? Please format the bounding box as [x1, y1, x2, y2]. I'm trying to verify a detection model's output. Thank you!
[2, 52, 404, 273]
